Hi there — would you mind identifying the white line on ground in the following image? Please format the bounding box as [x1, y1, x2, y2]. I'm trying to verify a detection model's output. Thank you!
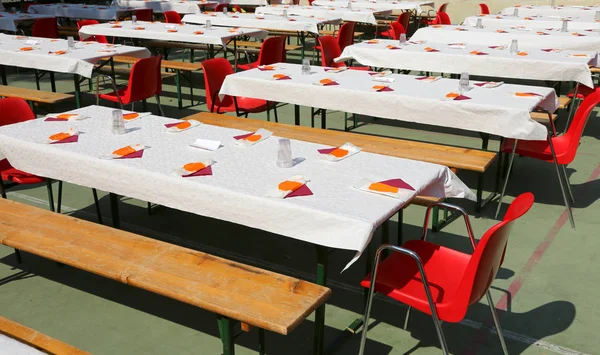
[6, 191, 590, 355]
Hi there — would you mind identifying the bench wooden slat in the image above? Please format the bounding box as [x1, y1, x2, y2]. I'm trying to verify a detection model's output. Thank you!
[112, 56, 203, 71]
[0, 85, 73, 104]
[97, 66, 176, 79]
[530, 111, 557, 123]
[0, 316, 91, 355]
[230, 40, 301, 51]
[184, 112, 496, 172]
[558, 96, 571, 109]
[0, 199, 331, 336]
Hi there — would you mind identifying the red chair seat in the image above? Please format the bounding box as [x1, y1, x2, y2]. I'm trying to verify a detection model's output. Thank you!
[214, 97, 273, 114]
[361, 240, 471, 322]
[98, 88, 128, 103]
[567, 85, 594, 99]
[0, 160, 45, 185]
[501, 137, 571, 164]
[349, 66, 371, 71]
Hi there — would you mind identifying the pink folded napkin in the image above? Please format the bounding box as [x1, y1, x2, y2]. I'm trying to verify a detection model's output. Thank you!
[117, 150, 144, 159]
[318, 147, 336, 154]
[372, 85, 394, 92]
[234, 132, 254, 140]
[378, 178, 414, 191]
[51, 135, 79, 144]
[183, 165, 213, 177]
[454, 95, 471, 100]
[286, 184, 313, 198]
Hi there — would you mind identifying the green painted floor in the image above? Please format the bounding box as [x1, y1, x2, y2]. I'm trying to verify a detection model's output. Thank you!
[0, 45, 599, 355]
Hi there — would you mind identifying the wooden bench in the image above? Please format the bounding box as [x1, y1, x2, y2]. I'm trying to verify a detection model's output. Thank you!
[112, 56, 204, 108]
[0, 85, 74, 112]
[228, 40, 302, 53]
[184, 112, 498, 231]
[0, 199, 331, 355]
[0, 315, 91, 355]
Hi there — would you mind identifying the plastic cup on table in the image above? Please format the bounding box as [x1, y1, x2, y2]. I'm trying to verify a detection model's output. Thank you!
[223, 6, 228, 15]
[476, 17, 483, 29]
[276, 138, 294, 168]
[132, 15, 137, 25]
[459, 72, 469, 94]
[561, 20, 568, 32]
[596, 11, 600, 21]
[513, 8, 518, 17]
[301, 58, 311, 75]
[67, 36, 75, 50]
[399, 33, 407, 46]
[111, 110, 126, 135]
[283, 9, 288, 18]
[510, 39, 518, 54]
[206, 19, 212, 30]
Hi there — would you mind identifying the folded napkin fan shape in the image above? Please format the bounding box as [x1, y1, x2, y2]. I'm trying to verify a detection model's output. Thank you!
[316, 78, 339, 86]
[318, 142, 361, 162]
[176, 159, 215, 177]
[45, 113, 86, 121]
[164, 120, 201, 132]
[445, 92, 471, 100]
[354, 178, 414, 199]
[102, 144, 146, 159]
[46, 128, 79, 144]
[269, 175, 312, 199]
[234, 128, 273, 147]
[273, 73, 291, 80]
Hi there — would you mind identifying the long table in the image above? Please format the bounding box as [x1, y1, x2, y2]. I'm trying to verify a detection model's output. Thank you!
[219, 63, 558, 140]
[337, 39, 598, 87]
[410, 24, 600, 52]
[312, 0, 433, 13]
[115, 0, 218, 14]
[0, 12, 53, 33]
[0, 34, 150, 107]
[255, 5, 393, 25]
[501, 5, 600, 20]
[28, 4, 135, 21]
[464, 14, 600, 31]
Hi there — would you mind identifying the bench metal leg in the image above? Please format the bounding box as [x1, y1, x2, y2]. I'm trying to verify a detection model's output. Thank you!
[92, 188, 103, 224]
[0, 65, 6, 85]
[175, 70, 182, 109]
[313, 246, 328, 355]
[56, 180, 63, 214]
[14, 249, 22, 264]
[109, 193, 120, 229]
[321, 109, 326, 129]
[0, 179, 6, 199]
[217, 315, 235, 355]
[50, 72, 56, 93]
[258, 328, 266, 355]
[46, 180, 55, 212]
[294, 105, 300, 126]
[35, 69, 41, 91]
[73, 74, 81, 108]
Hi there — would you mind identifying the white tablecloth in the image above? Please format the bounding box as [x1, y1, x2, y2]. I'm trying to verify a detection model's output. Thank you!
[220, 63, 557, 140]
[28, 4, 134, 21]
[219, 0, 269, 5]
[464, 14, 600, 31]
[0, 34, 150, 78]
[312, 0, 431, 13]
[501, 5, 600, 21]
[183, 12, 340, 34]
[115, 0, 217, 14]
[410, 25, 600, 52]
[79, 21, 267, 47]
[0, 334, 44, 355]
[0, 105, 474, 269]
[255, 5, 392, 24]
[337, 39, 597, 87]
[0, 12, 54, 33]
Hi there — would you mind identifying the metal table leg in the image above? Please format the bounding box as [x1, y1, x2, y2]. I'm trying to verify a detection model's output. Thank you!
[295, 105, 300, 126]
[73, 74, 81, 108]
[217, 315, 235, 355]
[109, 193, 120, 229]
[313, 246, 328, 355]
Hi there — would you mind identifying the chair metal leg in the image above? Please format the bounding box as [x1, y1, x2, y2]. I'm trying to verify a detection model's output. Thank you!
[566, 83, 579, 130]
[46, 180, 55, 212]
[155, 95, 165, 116]
[486, 292, 509, 355]
[550, 142, 575, 229]
[495, 140, 518, 219]
[560, 164, 575, 203]
[56, 181, 63, 214]
[403, 306, 412, 329]
[92, 188, 103, 224]
[273, 104, 278, 123]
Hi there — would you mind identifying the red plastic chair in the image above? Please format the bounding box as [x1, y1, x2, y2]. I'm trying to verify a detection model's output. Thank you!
[318, 36, 369, 70]
[135, 8, 153, 22]
[32, 17, 59, 39]
[479, 3, 490, 14]
[359, 193, 535, 355]
[308, 0, 314, 5]
[497, 88, 600, 230]
[214, 4, 227, 12]
[438, 2, 449, 12]
[0, 98, 57, 212]
[437, 11, 452, 25]
[201, 58, 278, 120]
[98, 56, 164, 116]
[421, 3, 448, 26]
[23, 2, 38, 13]
[336, 21, 357, 52]
[163, 11, 182, 24]
[77, 20, 108, 43]
[237, 36, 286, 71]
[380, 12, 409, 38]
[232, 5, 242, 12]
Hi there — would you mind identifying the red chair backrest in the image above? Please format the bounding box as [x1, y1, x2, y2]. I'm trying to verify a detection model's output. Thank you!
[201, 57, 235, 112]
[479, 3, 490, 14]
[257, 36, 287, 66]
[0, 98, 36, 126]
[398, 12, 410, 31]
[438, 2, 448, 12]
[337, 21, 356, 53]
[318, 36, 344, 68]
[308, 0, 314, 5]
[214, 4, 227, 12]
[449, 193, 534, 321]
[135, 9, 153, 22]
[437, 11, 451, 25]
[32, 18, 59, 39]
[123, 56, 162, 104]
[232, 5, 242, 12]
[23, 2, 38, 13]
[556, 87, 600, 164]
[163, 11, 182, 24]
[390, 21, 405, 40]
[77, 20, 108, 43]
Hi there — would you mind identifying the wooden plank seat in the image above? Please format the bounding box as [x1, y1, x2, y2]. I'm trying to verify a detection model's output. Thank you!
[0, 315, 91, 355]
[0, 85, 73, 112]
[228, 40, 302, 52]
[318, 30, 364, 38]
[184, 112, 498, 231]
[111, 55, 203, 108]
[0, 199, 331, 354]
